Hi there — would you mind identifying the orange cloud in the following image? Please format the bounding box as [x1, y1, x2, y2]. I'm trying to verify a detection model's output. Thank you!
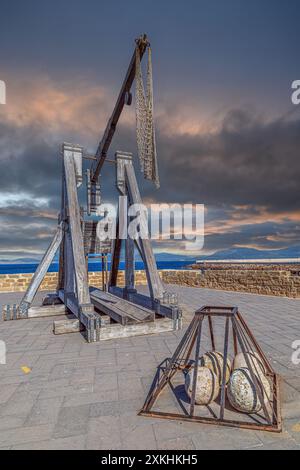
[205, 206, 300, 236]
[1, 75, 135, 140]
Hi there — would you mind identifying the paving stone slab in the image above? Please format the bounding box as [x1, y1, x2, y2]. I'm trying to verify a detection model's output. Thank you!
[1, 285, 300, 449]
[53, 405, 90, 439]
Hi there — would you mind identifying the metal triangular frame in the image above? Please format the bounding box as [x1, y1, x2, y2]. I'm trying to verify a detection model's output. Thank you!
[140, 306, 282, 432]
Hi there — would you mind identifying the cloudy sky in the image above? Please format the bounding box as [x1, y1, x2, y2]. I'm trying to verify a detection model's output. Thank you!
[0, 0, 300, 260]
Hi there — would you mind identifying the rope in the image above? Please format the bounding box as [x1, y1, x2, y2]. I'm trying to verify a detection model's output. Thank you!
[135, 46, 160, 188]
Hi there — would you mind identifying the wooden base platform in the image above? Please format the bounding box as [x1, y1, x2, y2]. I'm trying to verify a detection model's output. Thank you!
[53, 316, 176, 341]
[2, 288, 181, 341]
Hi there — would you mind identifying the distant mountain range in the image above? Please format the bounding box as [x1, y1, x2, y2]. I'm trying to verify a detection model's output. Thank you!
[0, 257, 43, 264]
[197, 246, 300, 261]
[1, 246, 300, 264]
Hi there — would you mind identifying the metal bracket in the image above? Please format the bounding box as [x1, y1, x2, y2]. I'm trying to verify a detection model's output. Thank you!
[86, 169, 101, 215]
[2, 304, 22, 321]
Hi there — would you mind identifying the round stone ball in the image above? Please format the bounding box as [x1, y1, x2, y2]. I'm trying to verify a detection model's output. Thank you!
[233, 352, 266, 378]
[185, 366, 220, 405]
[200, 351, 231, 384]
[227, 367, 271, 413]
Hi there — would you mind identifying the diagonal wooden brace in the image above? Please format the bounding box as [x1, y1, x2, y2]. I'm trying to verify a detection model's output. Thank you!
[17, 222, 64, 318]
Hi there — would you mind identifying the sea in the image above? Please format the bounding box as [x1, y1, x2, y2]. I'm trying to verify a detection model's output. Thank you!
[0, 260, 196, 275]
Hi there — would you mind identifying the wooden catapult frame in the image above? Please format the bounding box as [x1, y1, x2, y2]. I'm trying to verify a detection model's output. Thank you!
[3, 35, 182, 342]
[140, 306, 282, 432]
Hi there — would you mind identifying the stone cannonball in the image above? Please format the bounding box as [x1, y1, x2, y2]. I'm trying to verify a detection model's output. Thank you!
[199, 351, 231, 384]
[227, 367, 271, 413]
[233, 352, 266, 378]
[185, 366, 220, 405]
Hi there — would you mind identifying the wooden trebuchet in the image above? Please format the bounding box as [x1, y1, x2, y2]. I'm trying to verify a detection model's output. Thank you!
[3, 35, 182, 342]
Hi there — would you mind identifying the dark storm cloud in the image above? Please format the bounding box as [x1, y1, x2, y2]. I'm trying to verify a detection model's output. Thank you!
[1, 0, 300, 258]
[0, 218, 56, 253]
[204, 221, 300, 252]
[1, 99, 300, 258]
[0, 120, 61, 203]
[149, 108, 300, 212]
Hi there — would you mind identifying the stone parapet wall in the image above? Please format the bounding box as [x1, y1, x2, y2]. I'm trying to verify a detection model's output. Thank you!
[0, 271, 148, 293]
[190, 263, 300, 273]
[162, 268, 300, 298]
[0, 267, 299, 298]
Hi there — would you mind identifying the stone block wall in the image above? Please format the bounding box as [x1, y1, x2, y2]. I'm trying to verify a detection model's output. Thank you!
[0, 267, 299, 298]
[0, 270, 148, 293]
[161, 268, 300, 298]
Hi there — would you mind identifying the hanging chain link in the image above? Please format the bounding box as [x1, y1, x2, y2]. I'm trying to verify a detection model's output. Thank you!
[135, 46, 160, 188]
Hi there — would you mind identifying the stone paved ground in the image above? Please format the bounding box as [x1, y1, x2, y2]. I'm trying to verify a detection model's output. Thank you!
[0, 285, 300, 450]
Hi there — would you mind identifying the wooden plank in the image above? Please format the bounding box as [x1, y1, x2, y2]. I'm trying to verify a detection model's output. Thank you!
[91, 297, 127, 325]
[54, 318, 84, 335]
[109, 286, 182, 328]
[27, 304, 67, 318]
[90, 288, 154, 325]
[54, 316, 175, 339]
[91, 288, 154, 318]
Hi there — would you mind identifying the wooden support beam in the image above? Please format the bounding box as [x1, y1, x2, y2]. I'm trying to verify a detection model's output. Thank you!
[58, 161, 66, 291]
[109, 218, 122, 287]
[124, 161, 165, 300]
[110, 151, 164, 301]
[125, 236, 135, 295]
[64, 224, 75, 298]
[63, 145, 92, 308]
[115, 153, 136, 296]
